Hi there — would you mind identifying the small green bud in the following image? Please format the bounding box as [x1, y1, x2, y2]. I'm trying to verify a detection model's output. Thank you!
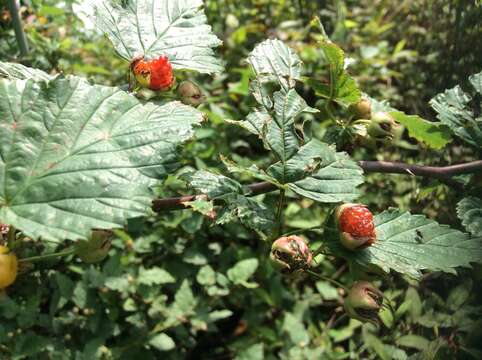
[350, 99, 371, 120]
[177, 81, 205, 107]
[344, 281, 383, 324]
[75, 230, 112, 264]
[367, 112, 398, 141]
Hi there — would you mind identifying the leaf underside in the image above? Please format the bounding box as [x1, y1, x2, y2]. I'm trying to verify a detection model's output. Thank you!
[0, 61, 54, 81]
[0, 76, 203, 241]
[90, 0, 224, 73]
[457, 196, 482, 237]
[327, 209, 482, 279]
[430, 71, 482, 148]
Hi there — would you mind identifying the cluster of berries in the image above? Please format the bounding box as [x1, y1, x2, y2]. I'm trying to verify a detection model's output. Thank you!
[269, 203, 383, 324]
[130, 55, 205, 106]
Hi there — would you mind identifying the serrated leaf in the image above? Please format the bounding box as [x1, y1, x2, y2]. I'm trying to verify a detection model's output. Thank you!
[184, 170, 245, 199]
[247, 39, 302, 89]
[305, 42, 361, 106]
[0, 62, 53, 81]
[390, 111, 452, 149]
[267, 88, 318, 165]
[90, 0, 223, 73]
[430, 71, 482, 148]
[286, 140, 363, 203]
[0, 77, 202, 241]
[457, 196, 482, 236]
[138, 267, 175, 286]
[327, 209, 482, 279]
[227, 258, 259, 285]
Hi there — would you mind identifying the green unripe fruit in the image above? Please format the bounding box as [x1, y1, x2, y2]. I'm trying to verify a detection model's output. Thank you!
[350, 99, 372, 120]
[344, 281, 383, 324]
[75, 230, 112, 264]
[177, 81, 205, 107]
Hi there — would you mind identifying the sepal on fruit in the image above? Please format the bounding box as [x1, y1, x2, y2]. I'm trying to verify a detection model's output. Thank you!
[270, 235, 312, 273]
[344, 281, 383, 324]
[75, 230, 113, 264]
[335, 203, 376, 251]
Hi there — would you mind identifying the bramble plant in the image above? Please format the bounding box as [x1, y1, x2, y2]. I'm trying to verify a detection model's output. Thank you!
[1, 0, 482, 358]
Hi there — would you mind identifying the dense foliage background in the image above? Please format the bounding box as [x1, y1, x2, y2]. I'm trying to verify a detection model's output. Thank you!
[0, 0, 481, 359]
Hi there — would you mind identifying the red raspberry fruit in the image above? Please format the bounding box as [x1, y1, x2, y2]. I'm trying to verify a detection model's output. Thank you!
[335, 203, 376, 250]
[131, 55, 174, 91]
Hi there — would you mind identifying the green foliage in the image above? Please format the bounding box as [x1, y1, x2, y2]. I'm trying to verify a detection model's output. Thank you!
[458, 196, 482, 237]
[390, 111, 452, 149]
[304, 41, 361, 106]
[0, 0, 481, 359]
[90, 0, 224, 73]
[430, 71, 482, 148]
[0, 75, 203, 241]
[327, 209, 482, 279]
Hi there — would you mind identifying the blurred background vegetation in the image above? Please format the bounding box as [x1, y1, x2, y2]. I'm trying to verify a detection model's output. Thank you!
[0, 0, 481, 359]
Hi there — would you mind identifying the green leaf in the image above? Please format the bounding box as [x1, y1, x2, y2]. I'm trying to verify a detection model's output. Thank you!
[0, 61, 53, 81]
[227, 258, 259, 286]
[315, 281, 339, 300]
[0, 77, 202, 241]
[185, 171, 245, 199]
[247, 39, 302, 89]
[390, 111, 452, 149]
[149, 333, 175, 351]
[327, 209, 482, 279]
[235, 343, 264, 360]
[457, 196, 482, 236]
[305, 41, 361, 106]
[138, 267, 175, 286]
[196, 265, 216, 286]
[286, 141, 363, 203]
[172, 279, 197, 315]
[396, 335, 430, 351]
[430, 71, 482, 148]
[282, 313, 310, 346]
[90, 0, 224, 73]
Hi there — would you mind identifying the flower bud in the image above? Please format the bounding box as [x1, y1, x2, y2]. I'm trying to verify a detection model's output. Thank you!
[177, 81, 205, 107]
[344, 281, 383, 323]
[350, 99, 371, 120]
[335, 203, 376, 251]
[270, 235, 312, 273]
[367, 112, 398, 141]
[75, 230, 112, 264]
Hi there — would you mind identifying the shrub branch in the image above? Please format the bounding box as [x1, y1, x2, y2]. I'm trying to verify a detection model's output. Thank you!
[152, 160, 482, 212]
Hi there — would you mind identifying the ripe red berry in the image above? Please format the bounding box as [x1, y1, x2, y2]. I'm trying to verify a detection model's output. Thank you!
[131, 55, 175, 91]
[335, 203, 376, 250]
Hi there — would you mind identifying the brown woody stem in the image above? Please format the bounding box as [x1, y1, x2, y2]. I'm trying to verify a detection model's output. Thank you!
[151, 160, 482, 212]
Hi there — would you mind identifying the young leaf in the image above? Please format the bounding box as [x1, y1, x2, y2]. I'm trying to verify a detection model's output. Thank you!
[457, 196, 482, 236]
[227, 258, 259, 287]
[430, 71, 482, 148]
[390, 111, 452, 149]
[327, 209, 482, 279]
[304, 41, 361, 106]
[90, 0, 224, 73]
[0, 77, 203, 241]
[247, 39, 302, 89]
[0, 61, 53, 81]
